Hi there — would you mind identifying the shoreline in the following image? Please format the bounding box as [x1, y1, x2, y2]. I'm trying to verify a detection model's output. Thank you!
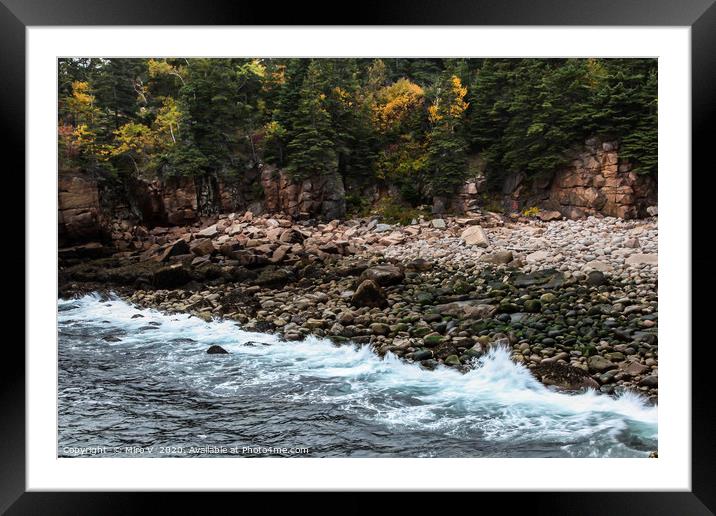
[58, 211, 658, 403]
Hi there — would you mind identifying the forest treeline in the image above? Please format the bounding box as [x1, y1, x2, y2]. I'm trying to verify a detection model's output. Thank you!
[59, 57, 657, 207]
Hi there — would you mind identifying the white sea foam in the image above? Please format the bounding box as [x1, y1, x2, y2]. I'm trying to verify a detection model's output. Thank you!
[59, 294, 658, 453]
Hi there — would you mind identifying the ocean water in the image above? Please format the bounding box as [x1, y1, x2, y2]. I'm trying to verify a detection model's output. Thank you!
[57, 294, 657, 458]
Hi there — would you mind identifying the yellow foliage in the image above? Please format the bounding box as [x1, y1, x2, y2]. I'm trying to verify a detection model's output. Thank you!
[147, 59, 176, 78]
[585, 58, 608, 88]
[111, 122, 155, 164]
[333, 86, 352, 107]
[271, 65, 286, 85]
[373, 78, 424, 134]
[246, 59, 266, 78]
[429, 75, 469, 127]
[70, 81, 94, 106]
[71, 124, 96, 154]
[65, 81, 100, 126]
[147, 59, 186, 84]
[427, 104, 441, 123]
[264, 120, 287, 140]
[449, 75, 469, 118]
[152, 97, 181, 146]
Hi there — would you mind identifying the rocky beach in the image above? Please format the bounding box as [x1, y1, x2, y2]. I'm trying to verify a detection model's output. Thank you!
[59, 208, 658, 403]
[55, 57, 661, 458]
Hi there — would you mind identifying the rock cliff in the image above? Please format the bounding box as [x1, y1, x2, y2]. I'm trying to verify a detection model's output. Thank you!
[58, 169, 104, 245]
[58, 138, 656, 245]
[500, 138, 656, 219]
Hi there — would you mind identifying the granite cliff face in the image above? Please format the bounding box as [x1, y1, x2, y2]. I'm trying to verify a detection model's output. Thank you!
[58, 169, 103, 245]
[58, 138, 656, 244]
[500, 139, 657, 219]
[260, 166, 346, 221]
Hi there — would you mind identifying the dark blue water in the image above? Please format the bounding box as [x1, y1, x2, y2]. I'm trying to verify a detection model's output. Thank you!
[58, 294, 657, 458]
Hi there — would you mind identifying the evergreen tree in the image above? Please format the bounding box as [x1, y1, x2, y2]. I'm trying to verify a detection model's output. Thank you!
[427, 74, 470, 196]
[285, 61, 338, 178]
[56, 57, 658, 203]
[92, 58, 144, 132]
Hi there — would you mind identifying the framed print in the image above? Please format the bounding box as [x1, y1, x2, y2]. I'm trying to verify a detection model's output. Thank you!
[3, 0, 714, 512]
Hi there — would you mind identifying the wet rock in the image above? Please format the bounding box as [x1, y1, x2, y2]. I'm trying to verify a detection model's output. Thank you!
[622, 361, 649, 376]
[360, 265, 405, 287]
[524, 299, 542, 313]
[586, 270, 607, 286]
[539, 293, 556, 304]
[433, 300, 497, 319]
[370, 323, 391, 336]
[422, 333, 444, 347]
[206, 345, 229, 354]
[253, 268, 294, 289]
[406, 258, 433, 272]
[351, 279, 387, 308]
[153, 263, 191, 288]
[513, 269, 565, 288]
[444, 355, 461, 366]
[639, 375, 658, 387]
[532, 362, 600, 391]
[587, 355, 618, 373]
[412, 349, 433, 361]
[153, 239, 190, 262]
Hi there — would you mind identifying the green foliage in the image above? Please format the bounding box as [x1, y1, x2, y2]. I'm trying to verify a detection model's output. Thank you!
[372, 197, 428, 225]
[467, 58, 658, 188]
[345, 192, 372, 217]
[57, 57, 657, 209]
[427, 74, 470, 196]
[285, 61, 338, 178]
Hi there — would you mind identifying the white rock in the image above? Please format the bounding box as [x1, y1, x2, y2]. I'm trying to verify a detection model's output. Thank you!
[430, 219, 447, 229]
[625, 253, 658, 266]
[197, 224, 219, 238]
[460, 226, 489, 247]
[583, 260, 614, 273]
[525, 250, 550, 263]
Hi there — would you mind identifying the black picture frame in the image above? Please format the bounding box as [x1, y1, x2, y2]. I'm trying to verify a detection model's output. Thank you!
[3, 0, 713, 512]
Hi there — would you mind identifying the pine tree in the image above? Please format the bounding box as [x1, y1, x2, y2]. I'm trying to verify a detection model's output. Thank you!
[92, 58, 144, 132]
[427, 74, 470, 196]
[285, 61, 338, 178]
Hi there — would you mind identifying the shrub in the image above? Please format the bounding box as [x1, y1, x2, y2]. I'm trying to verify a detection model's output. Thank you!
[522, 206, 540, 217]
[372, 197, 428, 225]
